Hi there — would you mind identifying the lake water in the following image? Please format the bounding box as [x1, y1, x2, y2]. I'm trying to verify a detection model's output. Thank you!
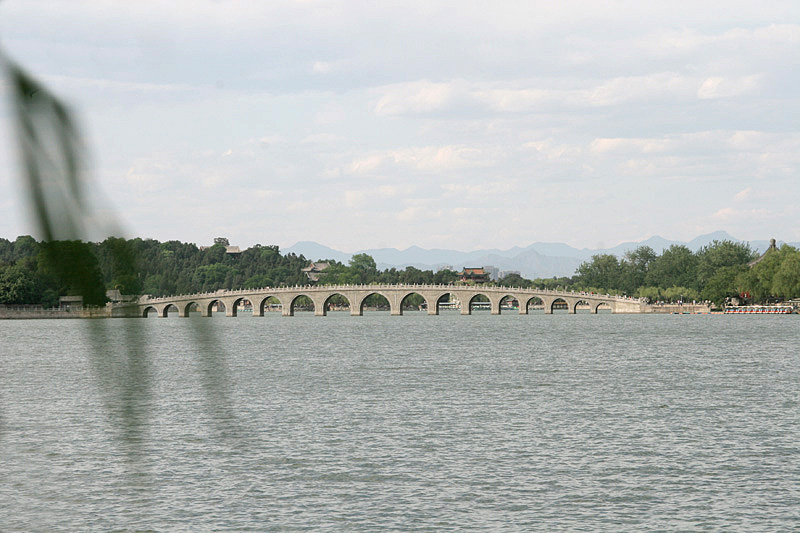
[1, 312, 798, 530]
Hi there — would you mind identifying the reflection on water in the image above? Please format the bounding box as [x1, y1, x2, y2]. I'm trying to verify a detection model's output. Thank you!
[1, 313, 799, 530]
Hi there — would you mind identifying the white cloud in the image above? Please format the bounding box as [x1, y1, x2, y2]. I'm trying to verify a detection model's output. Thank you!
[697, 75, 762, 99]
[713, 207, 768, 220]
[372, 80, 464, 116]
[44, 74, 194, 93]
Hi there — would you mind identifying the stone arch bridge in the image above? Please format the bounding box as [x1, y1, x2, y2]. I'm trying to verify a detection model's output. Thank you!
[114, 284, 645, 318]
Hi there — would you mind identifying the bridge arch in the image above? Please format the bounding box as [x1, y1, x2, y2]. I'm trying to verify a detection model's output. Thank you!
[399, 291, 429, 315]
[323, 293, 352, 315]
[228, 297, 252, 317]
[573, 299, 592, 314]
[524, 296, 544, 314]
[497, 294, 518, 315]
[358, 292, 391, 314]
[161, 303, 179, 317]
[181, 301, 201, 317]
[289, 294, 315, 316]
[550, 297, 569, 314]
[143, 305, 159, 318]
[595, 301, 613, 313]
[433, 292, 458, 314]
[254, 295, 283, 316]
[206, 299, 226, 316]
[467, 293, 491, 315]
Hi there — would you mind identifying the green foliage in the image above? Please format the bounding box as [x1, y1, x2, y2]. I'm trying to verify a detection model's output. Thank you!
[772, 251, 800, 298]
[738, 244, 800, 300]
[40, 241, 107, 305]
[662, 286, 700, 302]
[0, 261, 40, 304]
[701, 265, 746, 304]
[349, 253, 377, 280]
[571, 239, 784, 304]
[644, 245, 698, 289]
[696, 240, 756, 288]
[620, 246, 657, 294]
[575, 254, 621, 291]
[635, 286, 662, 301]
[497, 273, 530, 288]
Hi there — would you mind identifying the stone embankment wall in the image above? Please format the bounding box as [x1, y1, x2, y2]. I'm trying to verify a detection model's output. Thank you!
[0, 305, 111, 319]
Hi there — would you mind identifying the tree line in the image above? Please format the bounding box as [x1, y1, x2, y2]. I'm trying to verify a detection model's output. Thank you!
[2, 236, 799, 307]
[569, 241, 800, 304]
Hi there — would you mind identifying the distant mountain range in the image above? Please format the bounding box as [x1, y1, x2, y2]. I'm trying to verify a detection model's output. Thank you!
[285, 232, 798, 279]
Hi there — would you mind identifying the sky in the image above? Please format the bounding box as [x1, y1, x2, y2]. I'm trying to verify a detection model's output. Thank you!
[0, 1, 798, 252]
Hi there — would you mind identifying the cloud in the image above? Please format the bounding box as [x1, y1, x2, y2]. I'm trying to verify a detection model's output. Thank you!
[311, 60, 349, 74]
[588, 131, 789, 155]
[346, 145, 494, 175]
[712, 207, 768, 220]
[734, 187, 753, 202]
[373, 71, 760, 117]
[697, 75, 762, 99]
[372, 80, 465, 116]
[44, 74, 194, 93]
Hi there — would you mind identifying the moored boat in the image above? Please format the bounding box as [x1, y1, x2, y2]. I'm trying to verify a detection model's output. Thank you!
[724, 305, 795, 314]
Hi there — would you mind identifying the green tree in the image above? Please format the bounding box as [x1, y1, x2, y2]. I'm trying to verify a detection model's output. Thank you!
[0, 262, 39, 304]
[348, 253, 378, 283]
[645, 245, 698, 289]
[636, 286, 662, 302]
[193, 263, 235, 291]
[619, 246, 657, 294]
[701, 265, 746, 304]
[39, 241, 107, 305]
[772, 251, 800, 298]
[497, 272, 530, 288]
[662, 286, 700, 302]
[696, 240, 755, 289]
[575, 254, 621, 291]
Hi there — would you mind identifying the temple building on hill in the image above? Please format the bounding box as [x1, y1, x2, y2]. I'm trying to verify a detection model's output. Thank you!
[460, 267, 490, 283]
[747, 238, 778, 268]
[302, 262, 330, 282]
